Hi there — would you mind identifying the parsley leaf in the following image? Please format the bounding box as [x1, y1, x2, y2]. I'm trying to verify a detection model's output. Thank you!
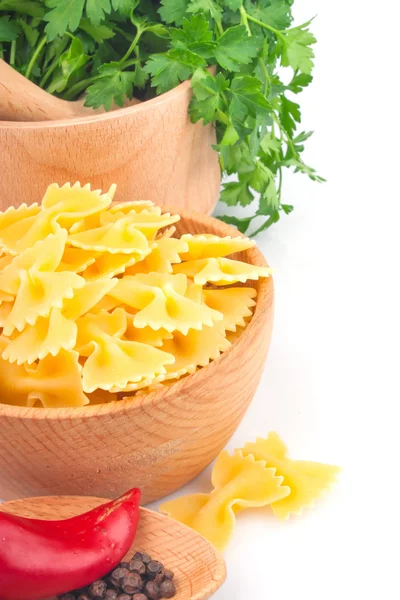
[159, 0, 189, 25]
[187, 0, 222, 24]
[280, 21, 316, 74]
[214, 25, 260, 71]
[190, 69, 229, 124]
[79, 17, 115, 42]
[111, 0, 137, 15]
[245, 0, 292, 30]
[85, 63, 135, 109]
[170, 15, 215, 58]
[0, 0, 44, 17]
[221, 180, 253, 207]
[230, 75, 270, 120]
[0, 15, 20, 41]
[44, 0, 85, 40]
[86, 0, 111, 27]
[279, 95, 300, 137]
[144, 50, 195, 94]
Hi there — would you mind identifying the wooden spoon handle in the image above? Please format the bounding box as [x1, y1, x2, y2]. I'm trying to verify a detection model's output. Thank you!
[0, 60, 103, 121]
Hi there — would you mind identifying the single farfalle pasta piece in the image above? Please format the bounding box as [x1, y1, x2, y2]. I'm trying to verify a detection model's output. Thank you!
[125, 237, 189, 275]
[161, 432, 340, 551]
[0, 339, 88, 407]
[0, 230, 85, 335]
[0, 203, 41, 254]
[161, 326, 231, 380]
[76, 308, 174, 392]
[203, 287, 257, 332]
[109, 273, 223, 334]
[241, 432, 341, 520]
[67, 217, 150, 255]
[179, 233, 255, 260]
[173, 257, 271, 285]
[1, 307, 77, 364]
[160, 450, 290, 551]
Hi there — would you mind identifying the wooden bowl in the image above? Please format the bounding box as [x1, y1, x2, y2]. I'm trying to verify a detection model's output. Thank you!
[0, 495, 227, 600]
[0, 79, 220, 214]
[0, 211, 274, 503]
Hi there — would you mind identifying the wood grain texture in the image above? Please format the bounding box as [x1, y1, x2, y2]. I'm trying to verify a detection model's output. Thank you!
[0, 60, 107, 121]
[0, 495, 226, 600]
[0, 77, 220, 213]
[0, 212, 274, 503]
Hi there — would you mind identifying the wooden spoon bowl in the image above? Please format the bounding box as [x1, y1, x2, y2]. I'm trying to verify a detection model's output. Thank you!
[0, 211, 274, 503]
[0, 495, 226, 600]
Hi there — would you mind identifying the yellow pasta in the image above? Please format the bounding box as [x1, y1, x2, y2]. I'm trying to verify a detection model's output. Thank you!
[67, 217, 150, 255]
[2, 307, 77, 364]
[173, 257, 271, 285]
[76, 309, 174, 392]
[241, 433, 341, 520]
[125, 237, 188, 275]
[0, 183, 269, 406]
[203, 287, 257, 332]
[160, 432, 340, 550]
[161, 326, 231, 379]
[161, 451, 289, 551]
[180, 233, 255, 260]
[0, 338, 88, 407]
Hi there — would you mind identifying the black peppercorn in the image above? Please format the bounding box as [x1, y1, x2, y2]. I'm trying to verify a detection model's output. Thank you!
[129, 560, 146, 576]
[122, 573, 142, 594]
[159, 580, 176, 599]
[132, 595, 147, 600]
[146, 561, 162, 579]
[61, 594, 77, 600]
[117, 595, 132, 600]
[134, 552, 151, 565]
[105, 590, 118, 600]
[88, 580, 107, 600]
[154, 572, 164, 585]
[110, 567, 130, 589]
[77, 594, 91, 600]
[163, 569, 174, 581]
[144, 581, 160, 600]
[119, 562, 131, 570]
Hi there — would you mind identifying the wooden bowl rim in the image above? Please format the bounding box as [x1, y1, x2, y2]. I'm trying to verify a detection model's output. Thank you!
[0, 495, 227, 600]
[0, 77, 192, 130]
[0, 209, 272, 420]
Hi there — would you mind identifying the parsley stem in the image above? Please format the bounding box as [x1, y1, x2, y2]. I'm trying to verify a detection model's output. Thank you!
[10, 40, 16, 66]
[259, 60, 270, 95]
[119, 27, 143, 65]
[246, 13, 283, 38]
[40, 48, 65, 88]
[216, 20, 224, 36]
[239, 6, 252, 36]
[62, 76, 98, 100]
[25, 35, 46, 80]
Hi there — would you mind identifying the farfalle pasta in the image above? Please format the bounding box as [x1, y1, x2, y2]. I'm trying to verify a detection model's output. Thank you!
[160, 432, 340, 551]
[0, 182, 270, 407]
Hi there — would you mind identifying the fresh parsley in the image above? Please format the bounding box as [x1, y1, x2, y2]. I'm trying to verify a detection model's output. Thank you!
[0, 0, 323, 234]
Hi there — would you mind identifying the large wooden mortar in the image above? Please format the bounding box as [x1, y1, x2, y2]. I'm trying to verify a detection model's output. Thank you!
[0, 80, 220, 213]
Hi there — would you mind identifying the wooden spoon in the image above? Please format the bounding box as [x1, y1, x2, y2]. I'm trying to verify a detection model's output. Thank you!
[0, 59, 140, 122]
[0, 495, 226, 600]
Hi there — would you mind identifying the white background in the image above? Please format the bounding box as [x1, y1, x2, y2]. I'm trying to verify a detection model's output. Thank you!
[151, 0, 400, 597]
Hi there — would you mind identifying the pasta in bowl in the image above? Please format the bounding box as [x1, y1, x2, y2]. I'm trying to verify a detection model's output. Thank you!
[0, 183, 274, 503]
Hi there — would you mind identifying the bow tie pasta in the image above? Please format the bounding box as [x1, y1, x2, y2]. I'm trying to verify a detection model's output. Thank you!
[0, 183, 271, 407]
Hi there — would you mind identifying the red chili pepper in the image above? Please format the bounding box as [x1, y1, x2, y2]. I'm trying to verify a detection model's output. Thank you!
[0, 488, 141, 600]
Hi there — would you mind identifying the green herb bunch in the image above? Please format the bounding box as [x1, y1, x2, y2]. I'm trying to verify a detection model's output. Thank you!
[0, 0, 323, 234]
